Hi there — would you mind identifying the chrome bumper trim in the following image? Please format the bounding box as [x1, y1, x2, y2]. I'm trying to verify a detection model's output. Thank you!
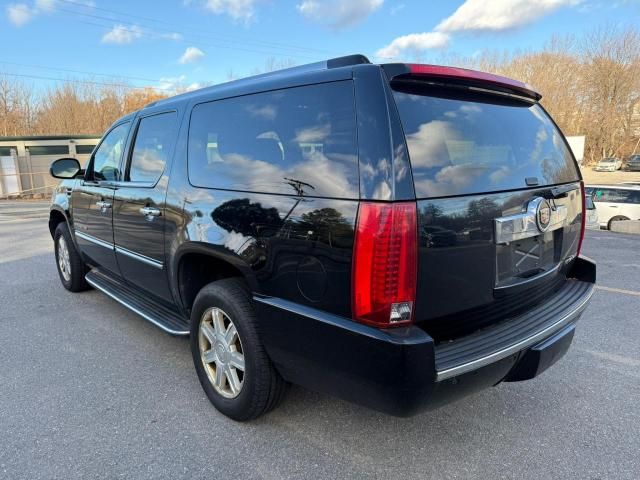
[435, 284, 595, 381]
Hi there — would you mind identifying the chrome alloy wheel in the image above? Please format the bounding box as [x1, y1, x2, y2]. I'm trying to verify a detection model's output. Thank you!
[57, 236, 72, 282]
[198, 307, 245, 399]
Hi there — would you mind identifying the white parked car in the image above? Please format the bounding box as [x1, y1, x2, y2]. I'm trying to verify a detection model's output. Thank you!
[593, 157, 622, 172]
[585, 184, 640, 229]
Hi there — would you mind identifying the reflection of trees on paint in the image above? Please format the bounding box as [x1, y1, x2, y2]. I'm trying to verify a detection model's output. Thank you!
[211, 198, 282, 237]
[298, 207, 354, 248]
[419, 197, 501, 242]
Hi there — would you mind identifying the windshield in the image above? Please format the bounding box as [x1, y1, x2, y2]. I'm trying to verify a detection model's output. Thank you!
[600, 158, 615, 163]
[392, 84, 579, 198]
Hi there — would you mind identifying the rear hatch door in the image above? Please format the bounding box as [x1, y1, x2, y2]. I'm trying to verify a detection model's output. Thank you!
[386, 69, 583, 341]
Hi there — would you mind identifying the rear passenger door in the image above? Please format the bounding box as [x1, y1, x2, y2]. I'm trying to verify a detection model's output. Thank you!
[112, 111, 179, 301]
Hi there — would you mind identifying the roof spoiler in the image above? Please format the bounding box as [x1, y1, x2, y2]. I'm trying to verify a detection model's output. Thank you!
[382, 63, 542, 101]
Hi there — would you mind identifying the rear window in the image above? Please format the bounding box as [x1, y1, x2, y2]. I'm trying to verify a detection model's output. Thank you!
[392, 85, 579, 198]
[187, 81, 358, 198]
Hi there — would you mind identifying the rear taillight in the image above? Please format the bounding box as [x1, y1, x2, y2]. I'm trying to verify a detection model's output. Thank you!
[352, 202, 417, 328]
[577, 181, 586, 257]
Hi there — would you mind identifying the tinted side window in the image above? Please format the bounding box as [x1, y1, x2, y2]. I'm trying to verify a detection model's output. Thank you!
[188, 81, 358, 198]
[127, 112, 177, 183]
[91, 122, 130, 181]
[594, 188, 636, 203]
[392, 85, 579, 197]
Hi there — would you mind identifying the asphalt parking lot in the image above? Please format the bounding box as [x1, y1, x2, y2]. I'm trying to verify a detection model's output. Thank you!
[1, 201, 639, 480]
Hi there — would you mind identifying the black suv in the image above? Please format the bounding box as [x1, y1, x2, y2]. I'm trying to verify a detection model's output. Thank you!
[49, 55, 596, 421]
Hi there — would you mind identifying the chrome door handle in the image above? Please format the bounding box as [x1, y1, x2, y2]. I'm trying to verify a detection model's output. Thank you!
[96, 200, 112, 211]
[139, 206, 161, 217]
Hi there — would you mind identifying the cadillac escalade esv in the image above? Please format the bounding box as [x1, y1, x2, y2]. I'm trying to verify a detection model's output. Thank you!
[49, 55, 596, 421]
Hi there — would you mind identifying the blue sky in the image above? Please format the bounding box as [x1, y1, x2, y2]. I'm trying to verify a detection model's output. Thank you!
[2, 0, 639, 94]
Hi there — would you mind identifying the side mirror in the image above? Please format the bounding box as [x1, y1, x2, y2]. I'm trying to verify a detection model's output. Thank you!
[50, 157, 83, 179]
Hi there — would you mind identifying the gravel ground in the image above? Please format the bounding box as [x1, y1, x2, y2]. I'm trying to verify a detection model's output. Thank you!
[580, 167, 640, 185]
[0, 202, 639, 480]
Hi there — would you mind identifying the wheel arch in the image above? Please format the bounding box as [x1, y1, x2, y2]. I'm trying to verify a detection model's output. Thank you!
[171, 242, 260, 316]
[49, 207, 69, 238]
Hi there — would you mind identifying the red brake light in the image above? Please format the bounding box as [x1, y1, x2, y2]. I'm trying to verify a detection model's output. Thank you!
[406, 64, 541, 101]
[352, 202, 418, 328]
[577, 181, 586, 257]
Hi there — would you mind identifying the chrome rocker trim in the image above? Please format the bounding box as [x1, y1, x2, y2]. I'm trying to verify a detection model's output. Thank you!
[85, 276, 189, 336]
[75, 231, 114, 250]
[75, 231, 163, 269]
[115, 245, 164, 269]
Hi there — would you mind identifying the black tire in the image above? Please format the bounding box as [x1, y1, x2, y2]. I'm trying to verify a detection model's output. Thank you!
[607, 215, 630, 230]
[54, 222, 89, 292]
[190, 278, 287, 421]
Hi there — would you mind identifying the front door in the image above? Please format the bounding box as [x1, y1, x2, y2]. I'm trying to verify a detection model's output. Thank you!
[72, 121, 131, 274]
[112, 111, 179, 301]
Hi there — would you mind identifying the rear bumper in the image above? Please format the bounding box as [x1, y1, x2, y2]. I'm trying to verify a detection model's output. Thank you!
[255, 256, 596, 416]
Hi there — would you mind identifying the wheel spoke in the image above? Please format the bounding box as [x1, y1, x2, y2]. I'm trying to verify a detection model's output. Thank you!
[202, 349, 216, 364]
[214, 364, 225, 389]
[211, 309, 226, 336]
[224, 323, 237, 345]
[228, 351, 244, 371]
[225, 365, 241, 394]
[200, 322, 216, 343]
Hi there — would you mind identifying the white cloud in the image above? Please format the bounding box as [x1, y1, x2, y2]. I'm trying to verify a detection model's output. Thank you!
[297, 0, 383, 29]
[7, 3, 34, 26]
[34, 0, 54, 11]
[161, 32, 183, 41]
[205, 0, 259, 24]
[179, 46, 205, 64]
[7, 0, 96, 26]
[390, 3, 405, 15]
[436, 0, 581, 33]
[156, 75, 187, 91]
[101, 24, 143, 44]
[376, 32, 449, 59]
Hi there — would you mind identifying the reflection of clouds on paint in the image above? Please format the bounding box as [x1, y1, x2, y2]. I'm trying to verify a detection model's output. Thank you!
[246, 104, 277, 120]
[405, 120, 462, 168]
[294, 124, 331, 143]
[489, 165, 511, 184]
[372, 180, 392, 200]
[393, 144, 409, 182]
[131, 149, 165, 180]
[222, 230, 253, 254]
[528, 126, 548, 165]
[414, 164, 486, 197]
[210, 151, 357, 198]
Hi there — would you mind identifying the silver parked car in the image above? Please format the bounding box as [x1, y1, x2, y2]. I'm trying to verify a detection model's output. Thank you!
[593, 157, 622, 172]
[584, 184, 640, 229]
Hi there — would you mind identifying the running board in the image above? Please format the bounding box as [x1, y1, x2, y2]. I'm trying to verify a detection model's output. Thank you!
[86, 269, 190, 336]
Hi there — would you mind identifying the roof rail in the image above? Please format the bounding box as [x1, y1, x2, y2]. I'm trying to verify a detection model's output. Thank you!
[141, 54, 371, 110]
[246, 54, 370, 79]
[327, 54, 370, 68]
